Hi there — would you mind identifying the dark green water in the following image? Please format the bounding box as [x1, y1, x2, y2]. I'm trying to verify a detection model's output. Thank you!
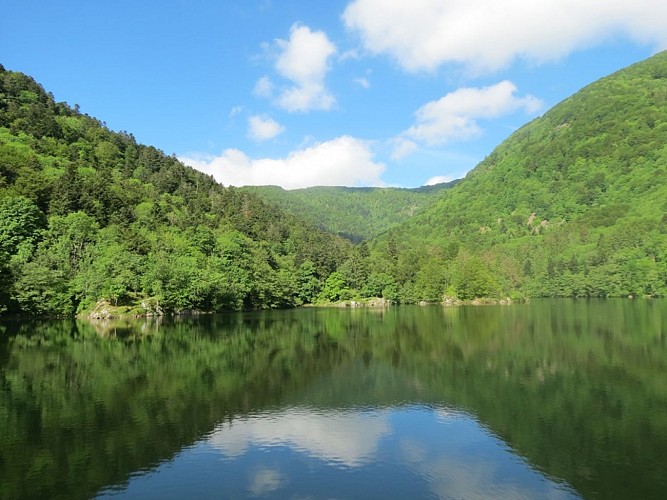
[1, 300, 666, 499]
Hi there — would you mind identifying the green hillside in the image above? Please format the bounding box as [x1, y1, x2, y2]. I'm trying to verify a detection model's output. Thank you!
[1, 51, 666, 316]
[366, 51, 667, 300]
[244, 181, 458, 242]
[0, 65, 353, 317]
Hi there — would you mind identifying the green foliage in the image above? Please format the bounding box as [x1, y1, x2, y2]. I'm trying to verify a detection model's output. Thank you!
[413, 256, 451, 302]
[0, 195, 45, 256]
[245, 182, 457, 242]
[3, 51, 667, 312]
[452, 255, 500, 300]
[319, 271, 352, 302]
[361, 272, 397, 299]
[0, 66, 353, 316]
[296, 260, 322, 304]
[366, 51, 667, 300]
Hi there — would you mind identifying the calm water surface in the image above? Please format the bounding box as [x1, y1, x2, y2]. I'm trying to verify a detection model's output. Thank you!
[1, 300, 666, 499]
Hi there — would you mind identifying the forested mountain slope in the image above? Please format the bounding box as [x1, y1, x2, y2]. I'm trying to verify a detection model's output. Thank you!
[0, 65, 353, 316]
[1, 51, 665, 316]
[368, 51, 667, 299]
[244, 182, 458, 242]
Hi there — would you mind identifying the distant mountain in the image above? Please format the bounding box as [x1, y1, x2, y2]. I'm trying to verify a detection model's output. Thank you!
[370, 51, 667, 299]
[244, 181, 459, 242]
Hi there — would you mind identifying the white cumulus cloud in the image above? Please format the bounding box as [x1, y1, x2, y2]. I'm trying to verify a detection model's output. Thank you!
[247, 115, 285, 141]
[273, 24, 337, 112]
[394, 81, 542, 155]
[180, 136, 385, 189]
[343, 0, 667, 73]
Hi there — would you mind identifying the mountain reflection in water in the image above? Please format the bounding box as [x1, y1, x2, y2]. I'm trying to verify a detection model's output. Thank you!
[1, 299, 665, 499]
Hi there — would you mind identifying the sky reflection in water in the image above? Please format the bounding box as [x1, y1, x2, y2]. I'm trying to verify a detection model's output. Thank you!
[6, 300, 665, 499]
[100, 405, 579, 499]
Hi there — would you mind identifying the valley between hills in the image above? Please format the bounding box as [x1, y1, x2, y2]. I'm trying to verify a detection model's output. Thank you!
[1, 51, 666, 317]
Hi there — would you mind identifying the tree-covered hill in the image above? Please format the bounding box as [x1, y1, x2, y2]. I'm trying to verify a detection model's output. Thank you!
[0, 65, 353, 317]
[244, 181, 458, 242]
[2, 50, 666, 316]
[366, 51, 667, 300]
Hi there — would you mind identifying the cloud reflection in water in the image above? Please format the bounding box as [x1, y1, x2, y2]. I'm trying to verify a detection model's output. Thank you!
[207, 405, 579, 499]
[209, 407, 391, 467]
[101, 405, 580, 499]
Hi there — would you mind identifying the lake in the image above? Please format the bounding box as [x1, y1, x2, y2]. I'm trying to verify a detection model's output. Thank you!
[1, 300, 666, 499]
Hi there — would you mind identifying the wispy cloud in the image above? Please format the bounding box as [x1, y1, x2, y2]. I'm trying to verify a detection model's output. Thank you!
[354, 76, 370, 89]
[253, 76, 274, 98]
[228, 106, 243, 119]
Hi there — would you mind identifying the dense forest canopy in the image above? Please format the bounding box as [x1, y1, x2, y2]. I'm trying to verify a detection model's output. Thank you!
[364, 51, 667, 301]
[0, 64, 353, 316]
[1, 51, 666, 317]
[244, 181, 458, 243]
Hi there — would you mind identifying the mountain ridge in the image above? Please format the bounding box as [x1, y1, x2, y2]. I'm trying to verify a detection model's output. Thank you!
[1, 51, 666, 317]
[244, 180, 459, 242]
[365, 50, 667, 299]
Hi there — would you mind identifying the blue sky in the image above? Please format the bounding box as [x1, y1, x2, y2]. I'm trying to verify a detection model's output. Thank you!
[2, 0, 665, 188]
